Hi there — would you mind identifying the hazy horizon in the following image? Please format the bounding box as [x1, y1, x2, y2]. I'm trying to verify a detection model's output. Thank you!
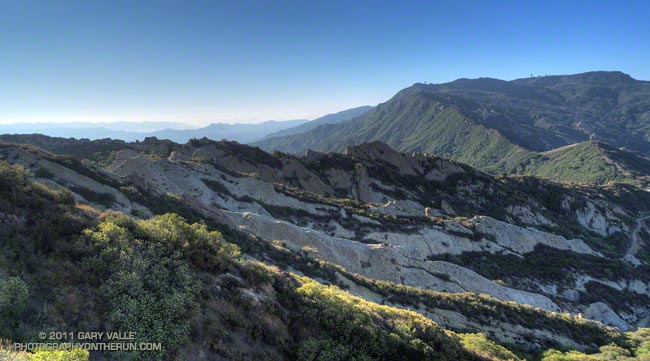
[2, 69, 648, 127]
[0, 118, 309, 128]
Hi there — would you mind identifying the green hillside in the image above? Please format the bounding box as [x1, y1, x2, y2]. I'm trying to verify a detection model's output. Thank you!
[526, 141, 650, 187]
[257, 88, 540, 173]
[255, 72, 650, 186]
[261, 105, 373, 139]
[435, 71, 650, 154]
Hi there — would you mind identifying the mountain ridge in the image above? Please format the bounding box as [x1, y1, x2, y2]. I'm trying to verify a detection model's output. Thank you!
[260, 105, 374, 139]
[0, 119, 309, 143]
[254, 71, 650, 187]
[0, 105, 376, 145]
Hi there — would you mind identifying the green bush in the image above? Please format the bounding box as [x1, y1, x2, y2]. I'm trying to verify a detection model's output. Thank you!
[138, 213, 240, 270]
[81, 213, 240, 360]
[296, 337, 372, 361]
[0, 277, 29, 336]
[68, 186, 115, 207]
[0, 340, 88, 361]
[541, 330, 650, 360]
[459, 333, 522, 361]
[29, 348, 89, 361]
[0, 160, 30, 189]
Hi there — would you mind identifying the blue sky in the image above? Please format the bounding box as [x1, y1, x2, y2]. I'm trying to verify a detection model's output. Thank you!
[1, 0, 649, 125]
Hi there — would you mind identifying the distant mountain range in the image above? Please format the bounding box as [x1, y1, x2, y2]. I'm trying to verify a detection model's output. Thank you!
[0, 119, 309, 143]
[135, 119, 309, 143]
[0, 121, 193, 133]
[3, 71, 650, 188]
[0, 106, 374, 144]
[254, 71, 650, 187]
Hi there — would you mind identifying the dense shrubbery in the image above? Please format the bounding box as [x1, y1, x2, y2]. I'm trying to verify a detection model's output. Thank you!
[0, 277, 29, 336]
[0, 163, 242, 359]
[459, 333, 523, 361]
[542, 328, 650, 360]
[68, 185, 116, 207]
[430, 244, 650, 285]
[345, 272, 623, 349]
[135, 212, 240, 270]
[282, 277, 480, 361]
[0, 160, 86, 263]
[0, 341, 89, 361]
[84, 218, 198, 359]
[0, 206, 241, 360]
[273, 183, 429, 234]
[579, 281, 650, 315]
[78, 212, 240, 359]
[0, 159, 30, 188]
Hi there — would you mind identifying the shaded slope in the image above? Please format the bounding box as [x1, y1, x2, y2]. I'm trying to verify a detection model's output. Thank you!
[434, 71, 650, 153]
[260, 105, 373, 139]
[257, 88, 539, 173]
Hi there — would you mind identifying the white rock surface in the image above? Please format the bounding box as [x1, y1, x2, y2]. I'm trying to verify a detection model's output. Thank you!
[506, 205, 555, 226]
[576, 201, 626, 236]
[219, 209, 561, 313]
[9, 148, 148, 215]
[583, 302, 632, 331]
[471, 216, 602, 256]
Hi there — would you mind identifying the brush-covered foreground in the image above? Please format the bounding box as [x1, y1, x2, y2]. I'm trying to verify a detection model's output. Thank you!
[1, 161, 649, 360]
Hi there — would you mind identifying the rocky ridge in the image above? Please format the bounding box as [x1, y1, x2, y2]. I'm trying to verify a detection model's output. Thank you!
[1, 137, 649, 350]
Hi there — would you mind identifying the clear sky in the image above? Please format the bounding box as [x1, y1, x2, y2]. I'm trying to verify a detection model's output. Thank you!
[1, 0, 649, 125]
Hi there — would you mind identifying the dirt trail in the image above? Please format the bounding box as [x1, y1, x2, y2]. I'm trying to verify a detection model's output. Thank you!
[625, 215, 650, 258]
